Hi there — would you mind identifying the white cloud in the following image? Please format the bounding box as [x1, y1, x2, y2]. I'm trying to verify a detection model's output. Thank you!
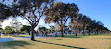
[1, 17, 29, 29]
[1, 18, 12, 29]
[1, 17, 55, 30]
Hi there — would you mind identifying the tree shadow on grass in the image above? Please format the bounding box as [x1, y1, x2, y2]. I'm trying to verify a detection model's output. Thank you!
[35, 40, 86, 49]
[56, 39, 63, 40]
[92, 38, 111, 40]
[0, 41, 31, 49]
[64, 36, 82, 38]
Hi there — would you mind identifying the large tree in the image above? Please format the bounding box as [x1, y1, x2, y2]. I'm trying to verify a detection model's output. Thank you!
[69, 14, 83, 36]
[93, 21, 104, 35]
[18, 0, 53, 40]
[80, 15, 89, 36]
[44, 2, 79, 37]
[85, 17, 93, 35]
[0, 0, 54, 40]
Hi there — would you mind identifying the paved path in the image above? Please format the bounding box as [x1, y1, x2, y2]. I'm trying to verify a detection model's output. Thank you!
[12, 37, 30, 40]
[0, 37, 29, 43]
[0, 36, 47, 43]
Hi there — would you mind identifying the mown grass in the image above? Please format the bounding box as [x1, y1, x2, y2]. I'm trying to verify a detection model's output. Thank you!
[0, 33, 111, 49]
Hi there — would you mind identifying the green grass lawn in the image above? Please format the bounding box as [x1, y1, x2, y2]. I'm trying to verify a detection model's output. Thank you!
[0, 33, 111, 49]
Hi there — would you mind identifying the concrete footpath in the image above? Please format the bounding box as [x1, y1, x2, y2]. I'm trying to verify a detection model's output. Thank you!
[0, 37, 29, 43]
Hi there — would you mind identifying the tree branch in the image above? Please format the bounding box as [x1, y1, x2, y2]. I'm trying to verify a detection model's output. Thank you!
[21, 16, 31, 24]
[32, 7, 38, 20]
[64, 17, 69, 25]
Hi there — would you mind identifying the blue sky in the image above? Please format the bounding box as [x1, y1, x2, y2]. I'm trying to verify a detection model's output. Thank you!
[2, 0, 111, 30]
[56, 0, 111, 30]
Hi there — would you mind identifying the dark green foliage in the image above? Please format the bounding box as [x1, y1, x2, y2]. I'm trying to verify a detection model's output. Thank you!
[39, 26, 47, 31]
[0, 3, 12, 20]
[21, 25, 31, 32]
[5, 26, 13, 34]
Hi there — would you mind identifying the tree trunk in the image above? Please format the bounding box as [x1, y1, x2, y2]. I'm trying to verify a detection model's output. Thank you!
[78, 28, 81, 36]
[88, 30, 91, 35]
[96, 30, 98, 35]
[88, 32, 91, 35]
[100, 31, 103, 34]
[83, 25, 85, 36]
[75, 33, 77, 36]
[55, 31, 57, 37]
[31, 26, 35, 41]
[61, 27, 64, 37]
[29, 32, 30, 35]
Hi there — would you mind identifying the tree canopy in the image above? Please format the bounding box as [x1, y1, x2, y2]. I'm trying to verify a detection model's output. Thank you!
[44, 2, 79, 37]
[0, 0, 110, 38]
[5, 26, 13, 34]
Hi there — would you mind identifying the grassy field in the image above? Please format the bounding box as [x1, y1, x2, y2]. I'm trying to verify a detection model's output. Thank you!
[0, 33, 111, 49]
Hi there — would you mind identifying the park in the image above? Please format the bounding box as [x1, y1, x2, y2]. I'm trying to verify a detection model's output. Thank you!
[0, 0, 111, 49]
